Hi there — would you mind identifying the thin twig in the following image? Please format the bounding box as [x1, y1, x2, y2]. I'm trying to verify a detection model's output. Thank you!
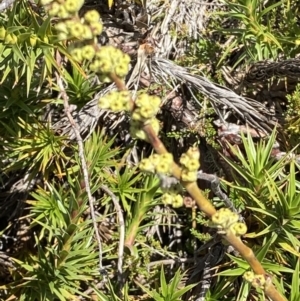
[197, 172, 237, 213]
[147, 257, 195, 269]
[55, 72, 105, 275]
[100, 184, 125, 294]
[195, 244, 224, 301]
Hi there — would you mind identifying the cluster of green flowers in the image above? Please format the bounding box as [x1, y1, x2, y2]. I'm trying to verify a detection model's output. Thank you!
[42, 0, 102, 40]
[70, 43, 130, 80]
[131, 94, 161, 122]
[0, 27, 17, 45]
[42, 0, 130, 81]
[243, 271, 267, 289]
[98, 91, 131, 112]
[140, 153, 184, 208]
[179, 147, 200, 182]
[211, 208, 247, 237]
[55, 11, 103, 41]
[139, 154, 184, 207]
[0, 28, 40, 47]
[162, 192, 183, 208]
[88, 46, 131, 80]
[41, 0, 84, 19]
[129, 94, 161, 142]
[139, 153, 173, 175]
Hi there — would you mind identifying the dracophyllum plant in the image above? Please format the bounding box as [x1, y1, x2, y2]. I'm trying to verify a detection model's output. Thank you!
[41, 1, 288, 300]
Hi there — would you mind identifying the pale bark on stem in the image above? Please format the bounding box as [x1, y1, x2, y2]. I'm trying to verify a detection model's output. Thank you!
[100, 184, 125, 295]
[225, 231, 265, 274]
[56, 72, 105, 276]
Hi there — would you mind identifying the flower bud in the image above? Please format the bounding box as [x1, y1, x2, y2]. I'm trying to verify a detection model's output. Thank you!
[70, 22, 85, 39]
[172, 194, 184, 208]
[48, 2, 60, 16]
[150, 154, 160, 164]
[243, 271, 255, 282]
[211, 209, 230, 225]
[156, 160, 172, 175]
[186, 158, 200, 171]
[57, 5, 70, 18]
[231, 222, 247, 236]
[179, 154, 189, 167]
[64, 0, 79, 13]
[139, 158, 155, 173]
[0, 27, 6, 40]
[4, 33, 17, 45]
[98, 96, 111, 109]
[186, 147, 200, 160]
[29, 35, 37, 47]
[162, 193, 173, 205]
[181, 170, 197, 182]
[84, 10, 101, 24]
[81, 45, 96, 60]
[70, 48, 83, 62]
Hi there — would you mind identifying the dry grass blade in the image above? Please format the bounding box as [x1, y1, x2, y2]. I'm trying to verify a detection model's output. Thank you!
[150, 0, 221, 58]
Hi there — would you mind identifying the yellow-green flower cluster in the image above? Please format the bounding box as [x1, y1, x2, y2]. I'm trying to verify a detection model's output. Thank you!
[132, 94, 161, 122]
[69, 44, 96, 62]
[129, 94, 161, 142]
[130, 118, 160, 142]
[139, 153, 173, 175]
[162, 193, 183, 208]
[0, 27, 19, 45]
[161, 182, 184, 208]
[55, 10, 103, 41]
[89, 46, 130, 79]
[0, 27, 5, 40]
[179, 147, 200, 182]
[211, 208, 247, 237]
[243, 271, 266, 289]
[98, 91, 131, 112]
[41, 0, 84, 18]
[139, 154, 183, 208]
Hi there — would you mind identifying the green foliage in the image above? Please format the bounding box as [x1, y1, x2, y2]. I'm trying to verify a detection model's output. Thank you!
[10, 221, 99, 301]
[0, 1, 63, 93]
[1, 1, 300, 301]
[219, 130, 300, 298]
[136, 266, 196, 301]
[217, 0, 300, 67]
[1, 117, 68, 177]
[61, 64, 100, 108]
[284, 83, 300, 147]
